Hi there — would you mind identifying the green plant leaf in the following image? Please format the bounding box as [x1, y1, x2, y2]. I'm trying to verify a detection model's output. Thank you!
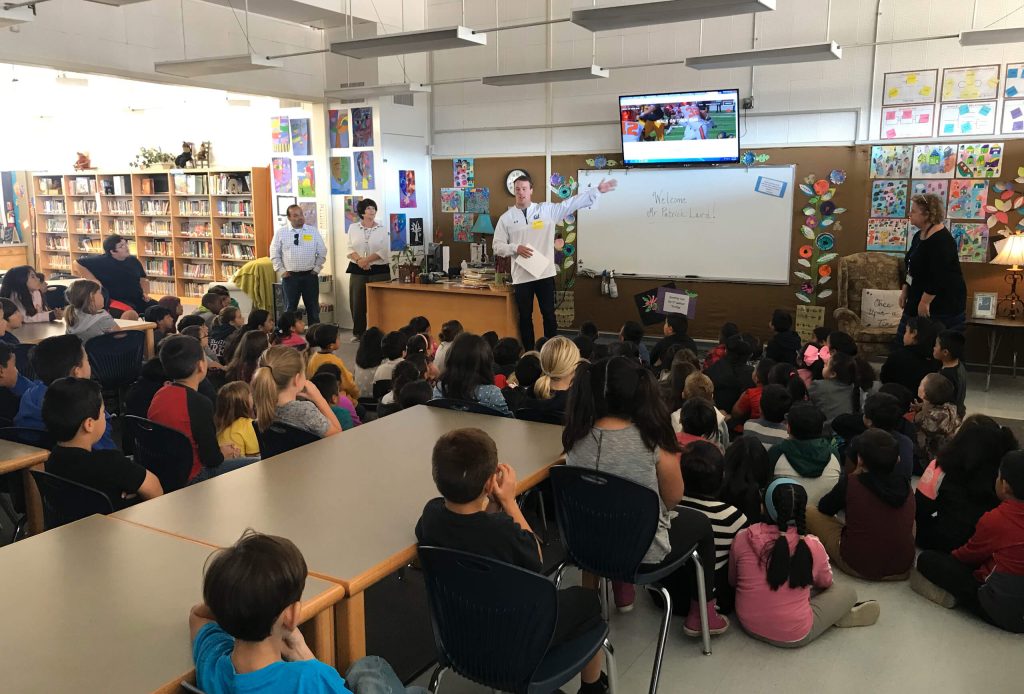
[798, 258, 811, 267]
[820, 217, 834, 227]
[833, 207, 847, 215]
[795, 292, 811, 303]
[818, 289, 833, 299]
[809, 196, 820, 204]
[818, 252, 838, 263]
[802, 206, 816, 216]
[565, 232, 576, 243]
[794, 271, 812, 280]
[563, 258, 574, 269]
[821, 190, 834, 201]
[799, 184, 814, 196]
[801, 226, 815, 239]
[819, 275, 832, 285]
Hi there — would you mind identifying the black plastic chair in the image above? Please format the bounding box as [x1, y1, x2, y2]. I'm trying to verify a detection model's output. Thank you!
[0, 426, 55, 450]
[515, 407, 564, 425]
[426, 398, 508, 417]
[550, 466, 711, 694]
[29, 469, 114, 530]
[253, 420, 320, 459]
[85, 330, 145, 417]
[124, 415, 193, 493]
[418, 546, 614, 694]
[12, 343, 35, 380]
[180, 681, 205, 693]
[372, 379, 391, 401]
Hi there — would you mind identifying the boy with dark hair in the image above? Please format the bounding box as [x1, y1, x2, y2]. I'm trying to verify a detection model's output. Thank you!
[501, 353, 543, 412]
[14, 334, 118, 450]
[398, 380, 433, 410]
[0, 342, 31, 421]
[743, 384, 792, 450]
[619, 320, 650, 365]
[416, 428, 608, 694]
[914, 372, 961, 462]
[193, 292, 229, 328]
[373, 331, 405, 385]
[934, 330, 967, 416]
[178, 314, 206, 332]
[731, 358, 775, 428]
[880, 316, 940, 395]
[651, 314, 697, 371]
[579, 321, 599, 340]
[492, 337, 522, 388]
[572, 334, 594, 361]
[764, 309, 801, 366]
[769, 402, 842, 504]
[144, 305, 176, 349]
[43, 377, 162, 507]
[481, 330, 499, 350]
[310, 372, 355, 430]
[807, 429, 916, 580]
[677, 397, 719, 447]
[862, 392, 915, 479]
[912, 450, 1024, 633]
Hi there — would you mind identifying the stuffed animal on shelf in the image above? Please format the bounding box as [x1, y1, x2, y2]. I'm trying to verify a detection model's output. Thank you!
[175, 141, 194, 169]
[73, 152, 93, 171]
[195, 141, 212, 168]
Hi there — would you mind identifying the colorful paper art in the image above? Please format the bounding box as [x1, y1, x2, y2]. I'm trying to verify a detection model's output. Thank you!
[352, 107, 374, 147]
[948, 179, 988, 219]
[453, 158, 474, 188]
[912, 144, 957, 178]
[880, 105, 934, 140]
[941, 65, 1000, 102]
[271, 157, 292, 193]
[633, 283, 676, 326]
[329, 157, 351, 195]
[870, 179, 909, 218]
[440, 188, 464, 213]
[390, 213, 407, 251]
[870, 145, 913, 179]
[463, 187, 490, 214]
[1006, 63, 1024, 99]
[866, 219, 909, 253]
[271, 116, 290, 153]
[409, 218, 424, 246]
[951, 222, 989, 262]
[1002, 100, 1024, 134]
[939, 101, 997, 137]
[299, 202, 317, 229]
[343, 196, 363, 226]
[956, 143, 1003, 178]
[296, 161, 316, 198]
[328, 109, 349, 148]
[290, 119, 310, 156]
[453, 213, 475, 242]
[911, 180, 949, 206]
[354, 151, 375, 190]
[399, 170, 416, 208]
[882, 69, 938, 105]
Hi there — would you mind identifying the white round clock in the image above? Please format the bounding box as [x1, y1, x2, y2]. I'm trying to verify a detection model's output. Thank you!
[505, 169, 529, 195]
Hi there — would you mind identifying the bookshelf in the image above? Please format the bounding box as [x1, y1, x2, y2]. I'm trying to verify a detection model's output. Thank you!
[32, 167, 271, 302]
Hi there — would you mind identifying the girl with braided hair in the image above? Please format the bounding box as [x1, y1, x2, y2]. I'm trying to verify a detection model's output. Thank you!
[729, 479, 880, 647]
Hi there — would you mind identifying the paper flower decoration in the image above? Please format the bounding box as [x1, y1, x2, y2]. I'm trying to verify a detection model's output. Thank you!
[554, 238, 565, 250]
[805, 216, 818, 227]
[813, 179, 830, 195]
[741, 152, 756, 166]
[799, 245, 813, 258]
[642, 294, 659, 312]
[550, 173, 564, 186]
[555, 251, 564, 265]
[801, 281, 814, 294]
[557, 185, 572, 199]
[816, 233, 835, 251]
[818, 264, 832, 277]
[564, 243, 575, 257]
[594, 156, 607, 168]
[829, 169, 846, 185]
[820, 201, 836, 216]
[566, 214, 575, 224]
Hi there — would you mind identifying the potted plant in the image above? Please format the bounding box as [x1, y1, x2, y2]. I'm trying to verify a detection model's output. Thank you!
[397, 246, 421, 284]
[131, 147, 175, 170]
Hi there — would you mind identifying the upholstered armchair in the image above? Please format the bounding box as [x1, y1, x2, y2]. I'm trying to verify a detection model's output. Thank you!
[833, 252, 905, 359]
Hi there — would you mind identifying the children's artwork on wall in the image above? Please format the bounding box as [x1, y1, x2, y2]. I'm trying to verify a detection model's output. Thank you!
[870, 180, 909, 218]
[409, 217, 424, 246]
[880, 105, 934, 140]
[1002, 100, 1024, 134]
[1006, 63, 1024, 98]
[911, 180, 949, 207]
[869, 145, 913, 179]
[633, 283, 677, 326]
[328, 109, 349, 148]
[271, 116, 290, 153]
[948, 179, 988, 219]
[882, 69, 938, 105]
[939, 101, 997, 137]
[866, 219, 909, 253]
[453, 213, 475, 241]
[440, 188, 464, 213]
[390, 213, 407, 251]
[329, 157, 351, 195]
[463, 187, 490, 214]
[951, 222, 989, 262]
[399, 170, 416, 208]
[271, 157, 292, 193]
[912, 144, 957, 178]
[354, 151, 375, 190]
[290, 119, 310, 156]
[352, 107, 374, 147]
[299, 202, 317, 229]
[296, 161, 316, 198]
[941, 65, 1000, 102]
[453, 158, 474, 188]
[343, 196, 363, 226]
[956, 142, 1003, 178]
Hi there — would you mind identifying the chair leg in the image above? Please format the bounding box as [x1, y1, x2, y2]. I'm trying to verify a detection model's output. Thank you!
[600, 577, 611, 622]
[536, 489, 548, 531]
[692, 550, 712, 656]
[553, 560, 571, 590]
[648, 585, 672, 694]
[428, 665, 447, 692]
[603, 637, 618, 694]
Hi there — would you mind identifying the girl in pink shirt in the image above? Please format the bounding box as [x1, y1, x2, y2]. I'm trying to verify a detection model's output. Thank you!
[729, 479, 879, 646]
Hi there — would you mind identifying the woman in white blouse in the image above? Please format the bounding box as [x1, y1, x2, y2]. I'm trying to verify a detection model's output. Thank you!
[345, 198, 391, 340]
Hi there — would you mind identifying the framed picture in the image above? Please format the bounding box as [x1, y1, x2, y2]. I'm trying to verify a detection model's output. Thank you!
[276, 195, 297, 217]
[972, 292, 998, 319]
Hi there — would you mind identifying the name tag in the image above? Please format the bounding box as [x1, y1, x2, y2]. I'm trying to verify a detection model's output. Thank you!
[302, 234, 313, 242]
[531, 220, 544, 230]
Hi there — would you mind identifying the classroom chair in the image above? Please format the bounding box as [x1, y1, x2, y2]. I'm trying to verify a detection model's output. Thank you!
[180, 681, 205, 693]
[12, 343, 35, 381]
[252, 420, 320, 459]
[418, 546, 615, 694]
[124, 415, 194, 493]
[425, 398, 508, 418]
[549, 466, 711, 694]
[0, 426, 55, 450]
[514, 407, 564, 425]
[29, 469, 113, 530]
[85, 330, 146, 417]
[372, 379, 392, 401]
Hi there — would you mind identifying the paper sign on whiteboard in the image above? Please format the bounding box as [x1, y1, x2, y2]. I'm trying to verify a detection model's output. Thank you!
[656, 287, 696, 318]
[860, 288, 903, 328]
[754, 176, 787, 198]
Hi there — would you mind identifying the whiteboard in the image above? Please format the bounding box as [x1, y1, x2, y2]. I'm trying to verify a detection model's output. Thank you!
[576, 166, 796, 283]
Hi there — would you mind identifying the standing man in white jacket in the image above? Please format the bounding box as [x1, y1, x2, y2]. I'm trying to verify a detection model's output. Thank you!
[492, 174, 617, 349]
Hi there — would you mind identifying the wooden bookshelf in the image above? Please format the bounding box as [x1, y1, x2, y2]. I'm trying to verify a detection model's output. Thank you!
[31, 167, 271, 301]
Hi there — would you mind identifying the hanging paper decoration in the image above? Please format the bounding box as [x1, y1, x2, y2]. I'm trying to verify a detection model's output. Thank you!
[389, 213, 407, 251]
[453, 213, 475, 242]
[399, 170, 416, 208]
[794, 171, 847, 304]
[352, 107, 374, 147]
[464, 188, 490, 214]
[741, 151, 771, 167]
[291, 119, 311, 156]
[440, 188, 464, 213]
[329, 157, 351, 195]
[296, 161, 316, 198]
[453, 158, 474, 188]
[984, 169, 1024, 235]
[951, 222, 990, 262]
[271, 116, 290, 153]
[585, 155, 619, 168]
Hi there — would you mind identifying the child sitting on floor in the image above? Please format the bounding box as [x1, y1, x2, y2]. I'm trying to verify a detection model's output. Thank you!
[310, 372, 355, 430]
[274, 311, 307, 349]
[702, 321, 739, 371]
[800, 326, 830, 381]
[765, 309, 801, 366]
[214, 381, 261, 459]
[311, 363, 362, 426]
[306, 324, 360, 401]
[743, 384, 792, 451]
[434, 320, 463, 375]
[914, 373, 961, 462]
[0, 298, 23, 345]
[934, 330, 967, 417]
[880, 316, 940, 395]
[676, 397, 723, 450]
[252, 345, 341, 439]
[731, 357, 774, 430]
[769, 402, 842, 505]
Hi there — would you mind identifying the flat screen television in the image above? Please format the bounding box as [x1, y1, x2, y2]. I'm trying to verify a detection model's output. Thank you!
[619, 88, 740, 166]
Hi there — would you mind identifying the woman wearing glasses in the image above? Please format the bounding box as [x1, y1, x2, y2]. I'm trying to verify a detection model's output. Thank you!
[345, 198, 390, 341]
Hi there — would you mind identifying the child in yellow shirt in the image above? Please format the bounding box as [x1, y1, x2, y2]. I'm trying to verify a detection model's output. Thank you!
[215, 381, 260, 457]
[306, 324, 360, 400]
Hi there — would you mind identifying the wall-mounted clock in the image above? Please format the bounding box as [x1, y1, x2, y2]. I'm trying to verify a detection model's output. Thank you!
[505, 169, 529, 196]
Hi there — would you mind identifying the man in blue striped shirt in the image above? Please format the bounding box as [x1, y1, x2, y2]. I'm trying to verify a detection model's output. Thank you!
[270, 205, 327, 324]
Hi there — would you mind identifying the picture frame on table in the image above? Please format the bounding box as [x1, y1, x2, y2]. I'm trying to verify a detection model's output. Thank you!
[972, 292, 998, 319]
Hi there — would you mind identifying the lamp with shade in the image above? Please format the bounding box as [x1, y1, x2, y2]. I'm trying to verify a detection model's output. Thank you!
[991, 234, 1024, 320]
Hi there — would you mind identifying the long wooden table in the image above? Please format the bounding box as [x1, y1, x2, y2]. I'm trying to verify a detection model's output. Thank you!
[18, 318, 157, 358]
[114, 406, 565, 669]
[0, 515, 345, 694]
[0, 439, 48, 536]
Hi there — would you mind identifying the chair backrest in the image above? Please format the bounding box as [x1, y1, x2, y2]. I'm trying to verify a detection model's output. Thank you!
[44, 285, 68, 310]
[837, 252, 903, 316]
[418, 546, 558, 693]
[549, 466, 662, 582]
[0, 426, 55, 450]
[426, 398, 506, 417]
[253, 420, 320, 459]
[125, 415, 194, 492]
[29, 469, 114, 530]
[372, 379, 392, 401]
[13, 343, 35, 381]
[514, 407, 563, 425]
[85, 330, 145, 389]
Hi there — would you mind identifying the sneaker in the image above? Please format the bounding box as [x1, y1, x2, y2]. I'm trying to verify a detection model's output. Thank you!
[836, 600, 881, 627]
[577, 672, 609, 694]
[350, 335, 361, 343]
[910, 569, 957, 608]
[612, 581, 635, 612]
[683, 599, 730, 636]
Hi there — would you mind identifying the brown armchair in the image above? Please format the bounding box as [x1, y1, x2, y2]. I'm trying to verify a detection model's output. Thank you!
[833, 252, 905, 359]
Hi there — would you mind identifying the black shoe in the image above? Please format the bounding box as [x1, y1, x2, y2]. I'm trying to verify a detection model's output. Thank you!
[577, 671, 609, 694]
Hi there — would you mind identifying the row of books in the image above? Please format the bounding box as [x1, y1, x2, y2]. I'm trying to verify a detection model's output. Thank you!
[149, 279, 176, 296]
[46, 219, 68, 232]
[41, 200, 66, 214]
[145, 259, 174, 276]
[37, 177, 63, 195]
[71, 176, 97, 195]
[178, 199, 210, 216]
[220, 262, 245, 281]
[220, 221, 254, 239]
[143, 220, 172, 236]
[172, 174, 209, 196]
[216, 199, 253, 217]
[73, 219, 100, 233]
[45, 254, 72, 270]
[72, 200, 98, 214]
[180, 240, 213, 259]
[180, 221, 211, 237]
[102, 175, 132, 196]
[220, 243, 256, 260]
[138, 177, 170, 195]
[44, 237, 70, 251]
[212, 173, 251, 195]
[106, 199, 134, 215]
[140, 200, 171, 215]
[76, 239, 102, 253]
[182, 262, 213, 280]
[110, 219, 135, 234]
[143, 240, 173, 255]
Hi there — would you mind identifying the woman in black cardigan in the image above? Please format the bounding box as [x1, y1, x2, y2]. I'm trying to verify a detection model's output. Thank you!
[897, 193, 967, 342]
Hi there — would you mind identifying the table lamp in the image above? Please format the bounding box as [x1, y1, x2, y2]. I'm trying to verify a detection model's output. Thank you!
[991, 233, 1024, 320]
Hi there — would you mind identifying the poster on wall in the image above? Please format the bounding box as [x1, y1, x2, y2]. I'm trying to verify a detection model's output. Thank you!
[291, 119, 311, 156]
[390, 213, 407, 251]
[271, 157, 293, 193]
[399, 170, 416, 208]
[869, 145, 913, 178]
[866, 219, 909, 253]
[328, 109, 349, 148]
[911, 144, 957, 178]
[947, 179, 988, 219]
[870, 179, 909, 218]
[938, 101, 996, 136]
[271, 116, 291, 153]
[882, 69, 938, 105]
[1002, 100, 1024, 134]
[352, 107, 374, 147]
[464, 187, 490, 213]
[952, 222, 989, 262]
[956, 142, 1003, 178]
[296, 161, 316, 198]
[880, 104, 934, 140]
[299, 202, 318, 229]
[1006, 63, 1024, 98]
[409, 217, 424, 246]
[440, 188, 464, 213]
[453, 158, 474, 188]
[354, 151, 375, 190]
[453, 213, 475, 241]
[330, 157, 351, 195]
[911, 180, 948, 207]
[941, 65, 1000, 102]
[343, 196, 363, 226]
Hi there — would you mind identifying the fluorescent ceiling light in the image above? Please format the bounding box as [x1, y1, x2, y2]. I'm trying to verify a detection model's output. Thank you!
[198, 0, 349, 29]
[572, 0, 775, 32]
[482, 65, 610, 87]
[83, 0, 153, 6]
[154, 53, 283, 78]
[959, 27, 1024, 46]
[686, 41, 841, 69]
[325, 83, 432, 99]
[0, 6, 34, 28]
[330, 26, 486, 58]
